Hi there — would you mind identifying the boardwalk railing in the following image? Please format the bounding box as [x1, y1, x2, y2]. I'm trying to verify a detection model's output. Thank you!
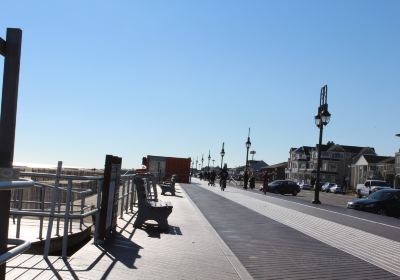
[0, 179, 34, 265]
[8, 163, 158, 259]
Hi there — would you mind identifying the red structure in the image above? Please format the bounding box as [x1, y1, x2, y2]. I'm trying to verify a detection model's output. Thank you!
[144, 155, 191, 183]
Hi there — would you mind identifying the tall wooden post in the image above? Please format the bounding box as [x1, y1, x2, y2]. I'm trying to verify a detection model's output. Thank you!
[0, 28, 22, 279]
[98, 155, 122, 241]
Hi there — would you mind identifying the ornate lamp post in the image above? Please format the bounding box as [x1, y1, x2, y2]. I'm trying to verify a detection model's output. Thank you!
[212, 159, 215, 167]
[195, 157, 198, 171]
[201, 154, 204, 171]
[245, 128, 251, 172]
[312, 85, 331, 204]
[207, 150, 211, 171]
[220, 142, 225, 169]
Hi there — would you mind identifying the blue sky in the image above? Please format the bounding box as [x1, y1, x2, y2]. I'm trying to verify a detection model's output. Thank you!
[1, 0, 399, 168]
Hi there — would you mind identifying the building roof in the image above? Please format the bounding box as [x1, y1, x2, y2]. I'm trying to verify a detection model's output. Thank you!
[262, 162, 287, 169]
[363, 155, 394, 164]
[340, 145, 374, 154]
[294, 146, 314, 154]
[248, 160, 268, 171]
[232, 160, 268, 172]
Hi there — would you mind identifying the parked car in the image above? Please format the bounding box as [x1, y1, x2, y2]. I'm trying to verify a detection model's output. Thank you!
[356, 180, 393, 198]
[328, 184, 345, 194]
[347, 189, 400, 217]
[321, 182, 335, 192]
[299, 182, 313, 190]
[266, 180, 301, 196]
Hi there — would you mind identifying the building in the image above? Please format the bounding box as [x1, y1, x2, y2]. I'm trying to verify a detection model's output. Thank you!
[396, 150, 400, 187]
[286, 142, 376, 189]
[350, 154, 395, 187]
[231, 160, 268, 176]
[144, 155, 191, 183]
[260, 162, 287, 181]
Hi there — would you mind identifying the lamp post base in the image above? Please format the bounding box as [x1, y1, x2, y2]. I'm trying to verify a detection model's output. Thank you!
[312, 200, 321, 204]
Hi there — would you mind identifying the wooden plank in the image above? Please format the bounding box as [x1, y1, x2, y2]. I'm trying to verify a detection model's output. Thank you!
[0, 38, 5, 56]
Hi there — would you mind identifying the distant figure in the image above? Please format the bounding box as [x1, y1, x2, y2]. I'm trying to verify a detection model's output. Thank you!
[243, 171, 249, 190]
[311, 177, 316, 189]
[219, 164, 229, 191]
[249, 172, 255, 189]
[209, 170, 216, 186]
[262, 171, 269, 194]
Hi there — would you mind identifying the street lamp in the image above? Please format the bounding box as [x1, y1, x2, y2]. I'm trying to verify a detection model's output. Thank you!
[220, 142, 225, 169]
[212, 159, 215, 167]
[312, 85, 331, 204]
[207, 150, 211, 171]
[245, 128, 251, 172]
[195, 157, 198, 171]
[201, 154, 204, 170]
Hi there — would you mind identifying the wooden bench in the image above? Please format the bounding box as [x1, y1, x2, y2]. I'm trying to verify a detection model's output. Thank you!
[133, 177, 173, 231]
[141, 173, 158, 201]
[160, 175, 176, 196]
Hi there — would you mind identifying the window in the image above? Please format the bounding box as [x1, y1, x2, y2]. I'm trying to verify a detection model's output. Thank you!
[332, 153, 343, 159]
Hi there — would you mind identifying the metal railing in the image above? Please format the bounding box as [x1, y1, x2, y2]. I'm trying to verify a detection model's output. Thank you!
[0, 179, 35, 265]
[10, 162, 105, 258]
[8, 163, 159, 259]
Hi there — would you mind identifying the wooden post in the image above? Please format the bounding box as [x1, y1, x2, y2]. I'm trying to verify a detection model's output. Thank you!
[98, 155, 122, 241]
[0, 28, 22, 279]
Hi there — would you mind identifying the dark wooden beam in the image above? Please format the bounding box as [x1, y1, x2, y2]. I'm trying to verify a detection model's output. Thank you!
[0, 38, 5, 56]
[0, 28, 22, 280]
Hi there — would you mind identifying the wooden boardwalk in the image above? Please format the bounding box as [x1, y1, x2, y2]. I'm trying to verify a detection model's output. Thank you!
[6, 183, 250, 279]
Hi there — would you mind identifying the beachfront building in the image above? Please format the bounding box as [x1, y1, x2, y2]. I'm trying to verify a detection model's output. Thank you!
[286, 142, 376, 189]
[350, 154, 396, 187]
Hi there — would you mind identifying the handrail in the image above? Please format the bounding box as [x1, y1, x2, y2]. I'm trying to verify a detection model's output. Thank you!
[10, 208, 98, 219]
[20, 172, 103, 181]
[7, 168, 147, 258]
[0, 179, 34, 190]
[0, 239, 31, 265]
[26, 181, 94, 194]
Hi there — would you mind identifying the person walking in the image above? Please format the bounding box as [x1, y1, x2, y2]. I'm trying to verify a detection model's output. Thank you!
[243, 170, 249, 190]
[220, 164, 229, 191]
[209, 170, 216, 186]
[262, 170, 269, 194]
[249, 172, 255, 189]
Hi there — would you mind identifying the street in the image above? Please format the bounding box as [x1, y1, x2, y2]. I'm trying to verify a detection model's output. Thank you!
[185, 179, 400, 279]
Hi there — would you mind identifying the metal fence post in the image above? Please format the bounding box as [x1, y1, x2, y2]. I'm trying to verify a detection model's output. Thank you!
[120, 179, 125, 219]
[62, 179, 73, 258]
[16, 189, 23, 238]
[130, 177, 135, 211]
[44, 161, 62, 258]
[80, 191, 84, 230]
[93, 179, 102, 245]
[125, 177, 130, 214]
[39, 187, 44, 240]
